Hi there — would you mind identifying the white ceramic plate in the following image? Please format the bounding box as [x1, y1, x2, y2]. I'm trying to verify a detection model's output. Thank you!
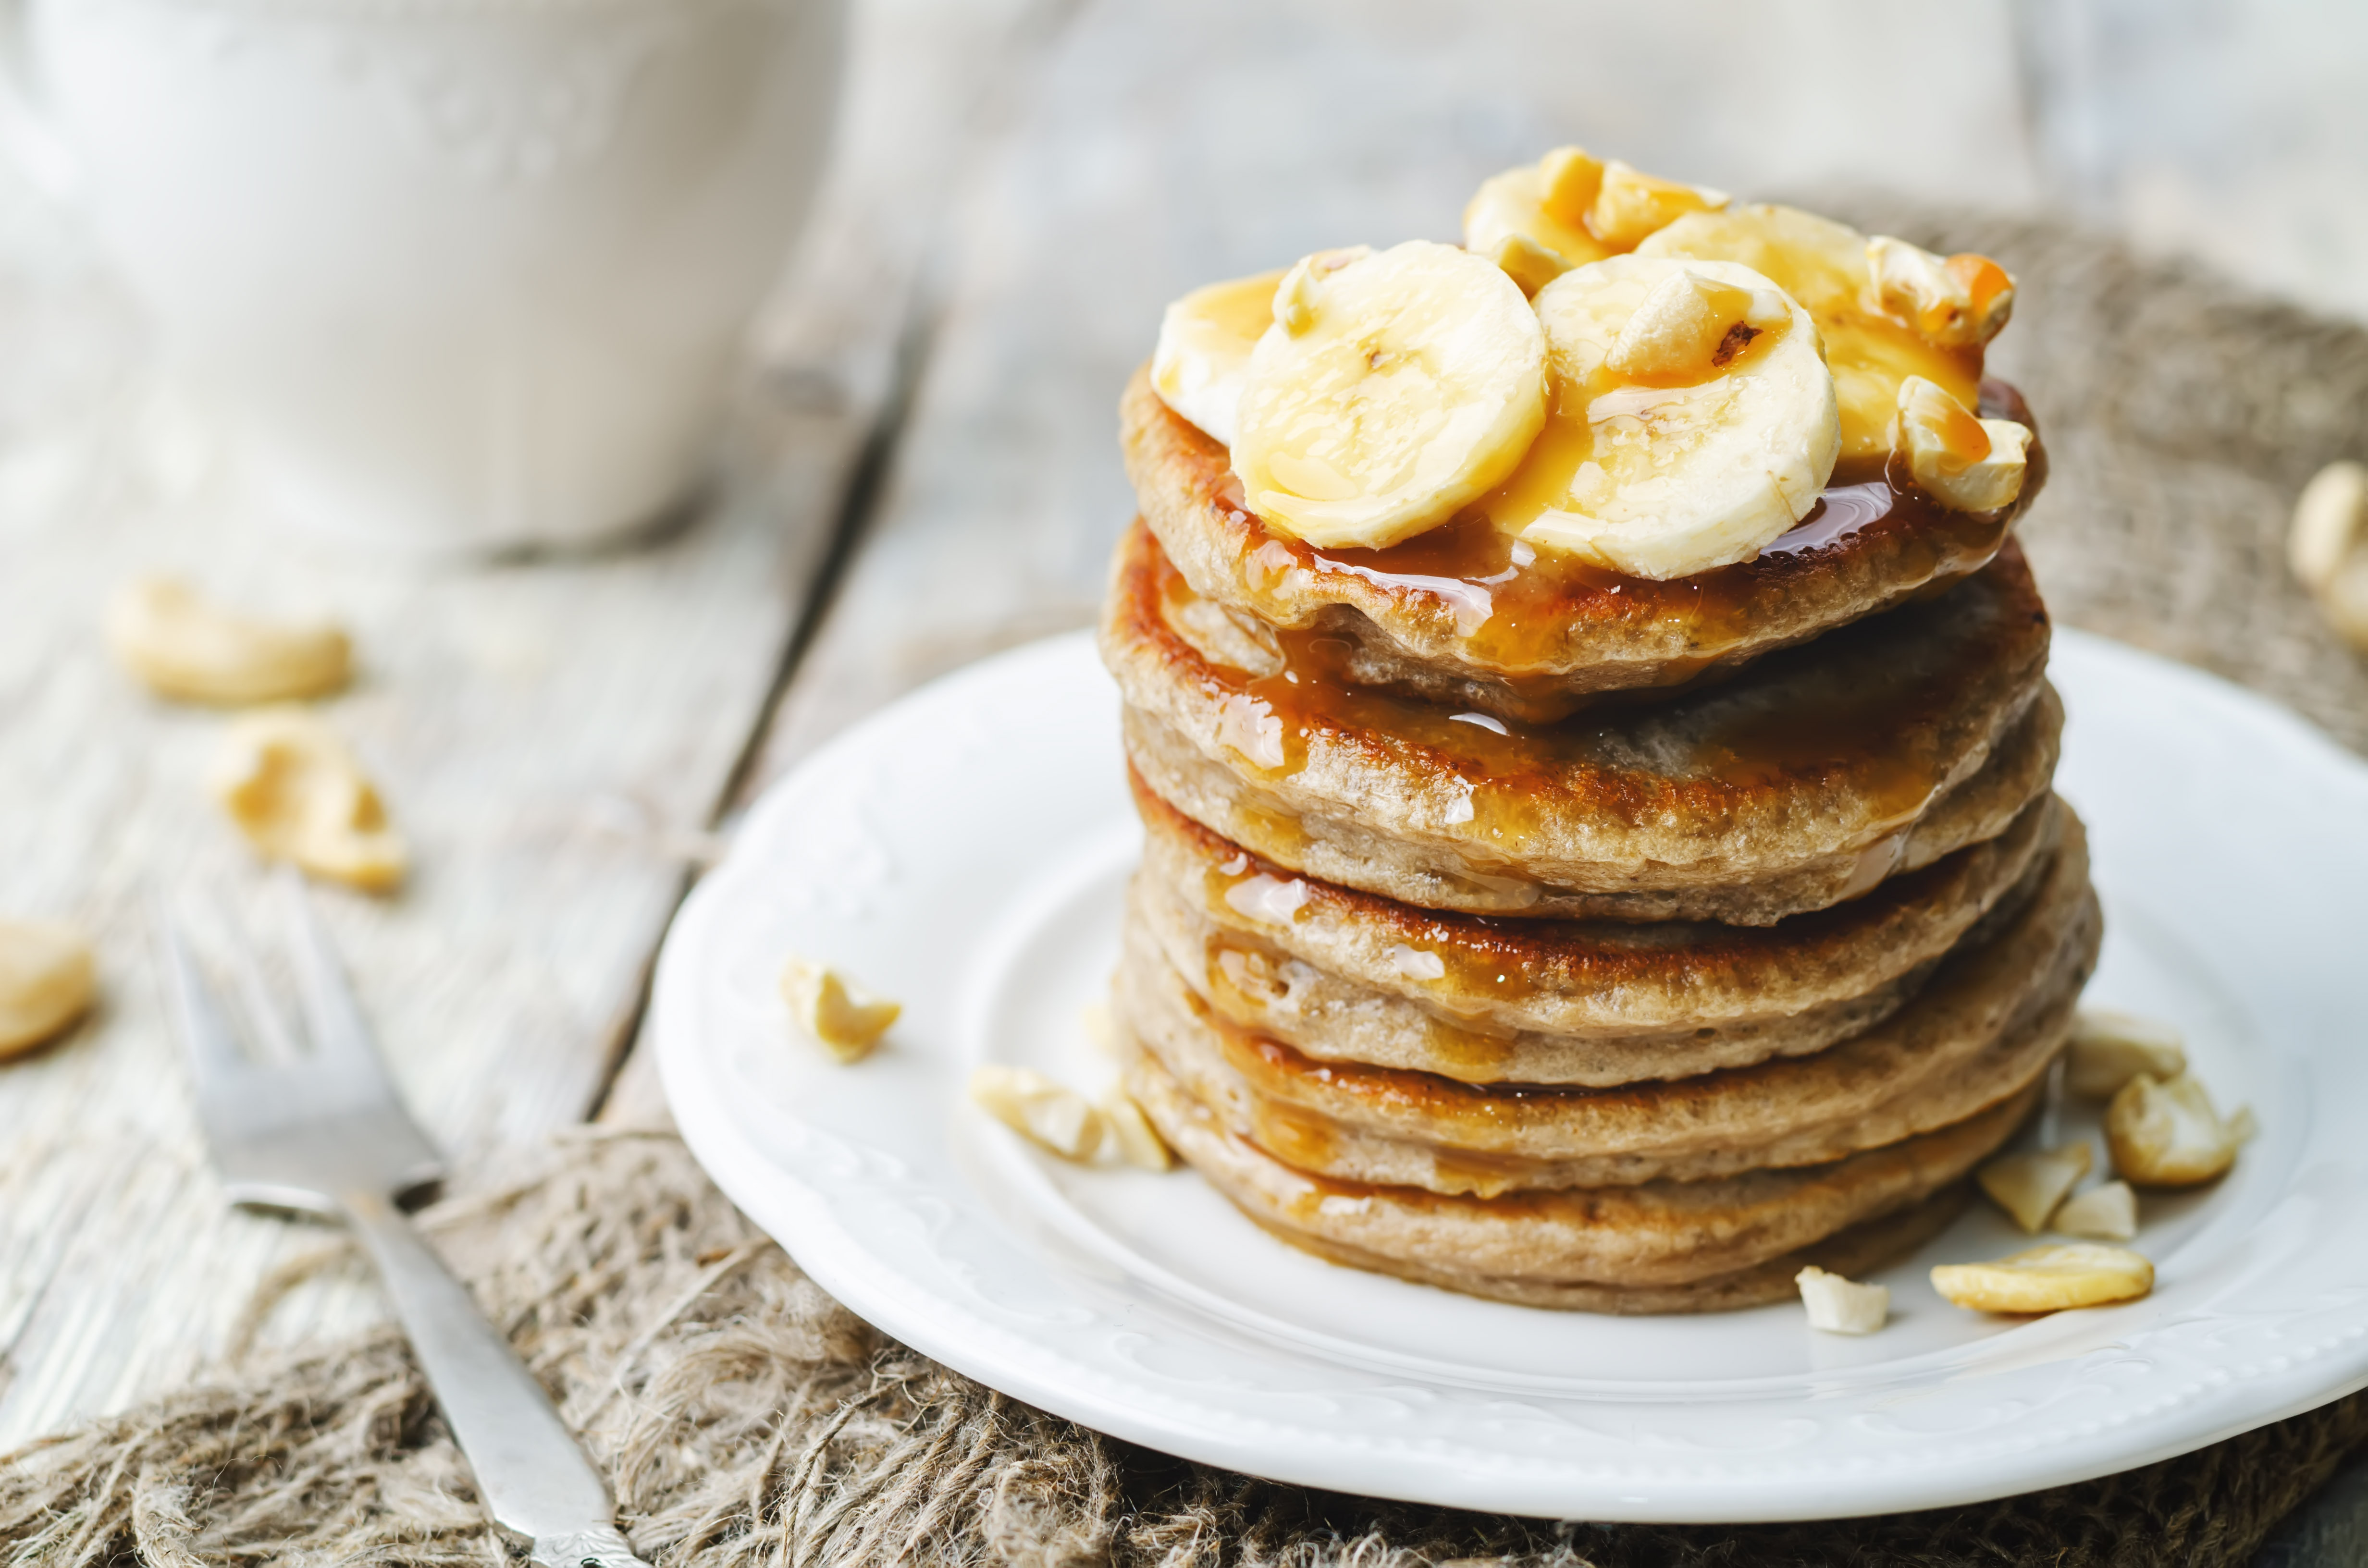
[654, 628, 2368, 1523]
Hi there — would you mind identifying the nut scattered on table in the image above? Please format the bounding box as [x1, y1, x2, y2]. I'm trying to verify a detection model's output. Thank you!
[1932, 1243, 2154, 1314]
[210, 708, 407, 893]
[1796, 1265, 1888, 1334]
[2290, 460, 2368, 651]
[2066, 1008, 2186, 1099]
[0, 919, 96, 1060]
[970, 1065, 1106, 1161]
[1099, 1089, 1174, 1171]
[106, 577, 351, 705]
[2053, 1180, 2138, 1242]
[2106, 1071, 2246, 1187]
[1977, 1141, 2092, 1233]
[779, 958, 900, 1062]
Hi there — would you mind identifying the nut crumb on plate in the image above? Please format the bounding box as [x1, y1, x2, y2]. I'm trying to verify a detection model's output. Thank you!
[1795, 1265, 1888, 1334]
[780, 957, 900, 1062]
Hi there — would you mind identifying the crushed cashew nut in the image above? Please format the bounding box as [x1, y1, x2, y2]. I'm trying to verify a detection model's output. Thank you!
[1865, 236, 2015, 347]
[2106, 1071, 2246, 1187]
[1892, 375, 2030, 513]
[209, 709, 407, 892]
[0, 919, 96, 1060]
[2290, 461, 2368, 651]
[1099, 1089, 1175, 1171]
[970, 1066, 1106, 1161]
[1078, 999, 1123, 1058]
[106, 577, 351, 705]
[2066, 1008, 2187, 1098]
[1976, 1141, 2092, 1233]
[779, 958, 900, 1062]
[1795, 1265, 1889, 1334]
[2053, 1180, 2139, 1241]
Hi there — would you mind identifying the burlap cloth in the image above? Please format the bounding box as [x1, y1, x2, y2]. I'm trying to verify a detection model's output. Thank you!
[8, 215, 2368, 1567]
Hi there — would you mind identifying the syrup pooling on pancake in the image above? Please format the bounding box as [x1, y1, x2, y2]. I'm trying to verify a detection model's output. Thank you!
[1220, 383, 2031, 673]
[1134, 522, 2050, 847]
[1132, 375, 2043, 717]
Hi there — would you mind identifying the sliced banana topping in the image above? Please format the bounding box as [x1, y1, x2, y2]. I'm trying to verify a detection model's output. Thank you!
[1233, 240, 1546, 550]
[1893, 375, 2031, 512]
[1464, 146, 1613, 293]
[1588, 159, 1728, 250]
[1867, 236, 2016, 348]
[1151, 268, 1288, 447]
[2106, 1071, 2246, 1187]
[1637, 204, 1984, 466]
[1485, 256, 1838, 580]
[1932, 1243, 2154, 1314]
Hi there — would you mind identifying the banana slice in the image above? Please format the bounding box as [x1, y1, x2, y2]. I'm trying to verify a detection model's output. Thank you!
[1637, 204, 1984, 467]
[1893, 376, 2032, 513]
[1483, 256, 1839, 580]
[1233, 241, 1547, 550]
[1464, 146, 1613, 294]
[1932, 1243, 2154, 1314]
[1151, 268, 1290, 446]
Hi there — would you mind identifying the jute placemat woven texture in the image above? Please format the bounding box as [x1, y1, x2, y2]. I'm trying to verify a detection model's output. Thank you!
[6, 213, 2368, 1567]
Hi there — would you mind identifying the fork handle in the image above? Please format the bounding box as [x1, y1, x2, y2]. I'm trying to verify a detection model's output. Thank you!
[342, 1188, 652, 1568]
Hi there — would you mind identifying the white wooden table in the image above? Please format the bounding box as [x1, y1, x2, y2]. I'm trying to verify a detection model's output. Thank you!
[4, 0, 2364, 1537]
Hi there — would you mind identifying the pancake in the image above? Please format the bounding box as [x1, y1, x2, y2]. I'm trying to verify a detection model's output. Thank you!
[1120, 365, 2048, 723]
[1104, 518, 2059, 924]
[1134, 772, 2060, 1080]
[1126, 1042, 2034, 1292]
[1264, 1187, 1973, 1315]
[1120, 807, 2094, 1190]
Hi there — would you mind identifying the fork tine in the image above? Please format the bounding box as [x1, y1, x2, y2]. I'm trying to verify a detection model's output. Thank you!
[152, 893, 260, 1092]
[276, 868, 387, 1076]
[214, 892, 306, 1066]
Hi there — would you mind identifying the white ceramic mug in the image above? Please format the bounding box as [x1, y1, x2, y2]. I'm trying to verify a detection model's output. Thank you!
[3, 0, 841, 555]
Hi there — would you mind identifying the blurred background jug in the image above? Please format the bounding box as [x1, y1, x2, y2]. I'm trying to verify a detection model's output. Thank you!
[2, 0, 842, 554]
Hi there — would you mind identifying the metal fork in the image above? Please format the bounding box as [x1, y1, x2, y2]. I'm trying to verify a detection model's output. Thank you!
[157, 875, 653, 1568]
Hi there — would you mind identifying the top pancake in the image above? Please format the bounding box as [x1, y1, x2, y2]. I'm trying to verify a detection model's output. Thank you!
[1104, 519, 2057, 923]
[1121, 366, 2048, 723]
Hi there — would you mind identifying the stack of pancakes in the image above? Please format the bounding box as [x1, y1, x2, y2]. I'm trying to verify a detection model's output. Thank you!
[1099, 367, 2101, 1314]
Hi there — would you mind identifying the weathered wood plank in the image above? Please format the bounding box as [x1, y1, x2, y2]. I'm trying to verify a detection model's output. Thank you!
[0, 0, 1059, 1445]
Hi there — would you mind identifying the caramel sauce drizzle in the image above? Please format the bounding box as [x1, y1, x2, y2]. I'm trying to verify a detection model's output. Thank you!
[1205, 379, 2042, 680]
[1149, 533, 2036, 842]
